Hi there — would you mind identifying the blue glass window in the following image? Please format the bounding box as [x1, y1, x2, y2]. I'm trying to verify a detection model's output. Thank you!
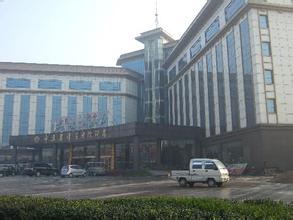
[2, 95, 14, 145]
[225, 0, 245, 22]
[264, 70, 273, 85]
[178, 54, 187, 72]
[205, 17, 220, 42]
[6, 78, 30, 88]
[216, 43, 226, 133]
[69, 80, 92, 90]
[267, 99, 276, 113]
[206, 53, 215, 135]
[198, 60, 205, 128]
[113, 96, 122, 125]
[38, 80, 62, 89]
[227, 31, 240, 130]
[259, 15, 269, 29]
[51, 96, 62, 131]
[19, 95, 30, 135]
[100, 81, 121, 91]
[98, 96, 108, 126]
[83, 96, 92, 114]
[240, 19, 252, 75]
[240, 18, 256, 128]
[184, 74, 190, 126]
[68, 96, 77, 119]
[262, 42, 271, 57]
[122, 59, 145, 75]
[168, 67, 176, 82]
[35, 96, 46, 134]
[190, 38, 201, 58]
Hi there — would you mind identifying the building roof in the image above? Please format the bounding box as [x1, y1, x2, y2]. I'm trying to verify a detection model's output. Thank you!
[163, 0, 223, 68]
[135, 27, 175, 43]
[116, 49, 144, 66]
[0, 62, 143, 80]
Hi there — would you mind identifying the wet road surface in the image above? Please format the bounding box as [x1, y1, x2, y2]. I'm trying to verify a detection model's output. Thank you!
[0, 176, 292, 202]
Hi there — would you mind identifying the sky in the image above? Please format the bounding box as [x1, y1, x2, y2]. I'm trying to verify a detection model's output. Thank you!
[0, 0, 207, 67]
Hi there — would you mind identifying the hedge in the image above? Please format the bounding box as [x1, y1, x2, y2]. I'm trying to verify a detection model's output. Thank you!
[0, 196, 292, 219]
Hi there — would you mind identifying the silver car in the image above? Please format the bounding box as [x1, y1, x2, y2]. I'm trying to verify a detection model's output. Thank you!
[61, 165, 86, 177]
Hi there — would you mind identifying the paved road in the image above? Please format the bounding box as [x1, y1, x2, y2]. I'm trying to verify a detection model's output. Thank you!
[0, 176, 292, 202]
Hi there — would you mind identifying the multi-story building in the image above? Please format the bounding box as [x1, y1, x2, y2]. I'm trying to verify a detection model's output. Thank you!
[0, 62, 143, 146]
[163, 0, 293, 170]
[2, 0, 293, 171]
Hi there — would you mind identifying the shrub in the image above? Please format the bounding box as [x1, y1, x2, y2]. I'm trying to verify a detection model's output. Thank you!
[0, 196, 291, 219]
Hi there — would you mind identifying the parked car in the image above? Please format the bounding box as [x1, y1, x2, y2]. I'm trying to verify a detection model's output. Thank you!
[169, 158, 230, 187]
[86, 162, 106, 176]
[61, 165, 87, 177]
[0, 164, 17, 177]
[23, 162, 58, 176]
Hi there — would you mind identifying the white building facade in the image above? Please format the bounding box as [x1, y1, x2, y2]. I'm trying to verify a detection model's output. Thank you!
[0, 62, 142, 146]
[165, 0, 293, 137]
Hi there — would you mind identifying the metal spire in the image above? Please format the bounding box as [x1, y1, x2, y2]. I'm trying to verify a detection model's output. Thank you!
[155, 0, 159, 28]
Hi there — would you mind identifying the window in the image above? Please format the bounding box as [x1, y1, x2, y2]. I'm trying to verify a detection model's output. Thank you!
[192, 161, 203, 169]
[259, 15, 269, 29]
[6, 78, 30, 88]
[262, 42, 271, 57]
[168, 66, 176, 82]
[178, 54, 187, 72]
[204, 162, 217, 170]
[100, 81, 121, 91]
[113, 96, 122, 125]
[205, 17, 220, 42]
[225, 0, 245, 22]
[264, 70, 273, 85]
[267, 99, 276, 113]
[69, 80, 92, 90]
[83, 96, 92, 114]
[38, 80, 62, 89]
[190, 38, 201, 58]
[68, 96, 77, 119]
[19, 95, 30, 135]
[35, 96, 46, 134]
[2, 95, 14, 145]
[98, 96, 108, 126]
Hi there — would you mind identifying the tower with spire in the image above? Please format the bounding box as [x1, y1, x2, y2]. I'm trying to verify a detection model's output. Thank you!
[135, 1, 174, 124]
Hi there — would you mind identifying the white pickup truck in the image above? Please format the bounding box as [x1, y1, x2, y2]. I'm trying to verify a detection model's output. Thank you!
[169, 158, 230, 187]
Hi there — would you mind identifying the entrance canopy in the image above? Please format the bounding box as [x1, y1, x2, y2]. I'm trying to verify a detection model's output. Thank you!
[10, 123, 204, 147]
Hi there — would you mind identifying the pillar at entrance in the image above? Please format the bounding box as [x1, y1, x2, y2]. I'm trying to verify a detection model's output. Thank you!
[38, 147, 43, 162]
[53, 145, 58, 168]
[110, 144, 116, 171]
[156, 139, 162, 168]
[133, 137, 140, 170]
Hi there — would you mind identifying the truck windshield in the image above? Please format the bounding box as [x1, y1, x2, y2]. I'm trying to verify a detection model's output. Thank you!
[214, 160, 226, 169]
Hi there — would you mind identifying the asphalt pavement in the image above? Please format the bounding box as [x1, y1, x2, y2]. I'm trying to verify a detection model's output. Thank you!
[0, 175, 292, 202]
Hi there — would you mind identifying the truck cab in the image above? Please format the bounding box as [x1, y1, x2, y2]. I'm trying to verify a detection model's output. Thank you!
[170, 158, 230, 187]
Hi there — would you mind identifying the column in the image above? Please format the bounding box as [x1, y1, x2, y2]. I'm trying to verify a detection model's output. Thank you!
[133, 137, 140, 170]
[38, 147, 43, 162]
[53, 144, 58, 168]
[96, 142, 101, 161]
[156, 139, 162, 168]
[59, 146, 65, 169]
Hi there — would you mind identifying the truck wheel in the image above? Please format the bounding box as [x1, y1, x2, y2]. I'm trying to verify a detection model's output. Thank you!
[188, 182, 194, 187]
[178, 178, 187, 187]
[207, 178, 216, 187]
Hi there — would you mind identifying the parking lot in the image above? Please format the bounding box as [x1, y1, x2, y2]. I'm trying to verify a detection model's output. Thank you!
[0, 175, 292, 202]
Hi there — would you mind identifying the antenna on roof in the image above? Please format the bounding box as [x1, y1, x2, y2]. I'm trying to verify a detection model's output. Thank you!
[155, 0, 159, 28]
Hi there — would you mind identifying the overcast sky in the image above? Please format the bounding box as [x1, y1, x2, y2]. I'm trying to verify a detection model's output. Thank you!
[0, 0, 207, 67]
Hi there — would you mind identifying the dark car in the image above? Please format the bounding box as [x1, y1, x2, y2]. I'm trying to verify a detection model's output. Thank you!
[0, 164, 17, 177]
[23, 162, 58, 177]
